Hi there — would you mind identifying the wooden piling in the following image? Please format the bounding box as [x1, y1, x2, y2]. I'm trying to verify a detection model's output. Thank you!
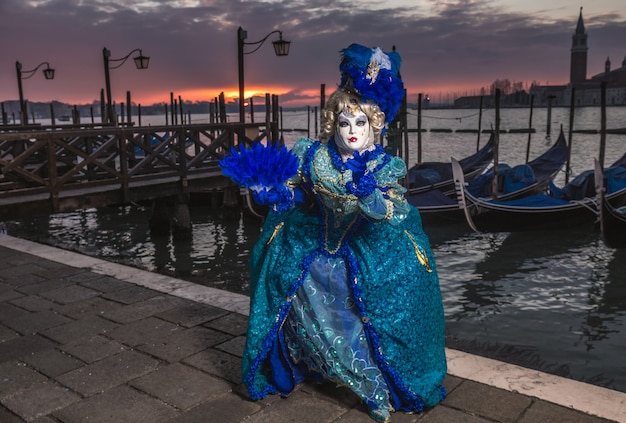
[402, 89, 409, 171]
[149, 198, 171, 237]
[491, 89, 501, 199]
[525, 95, 534, 163]
[599, 81, 607, 168]
[50, 104, 56, 127]
[565, 87, 576, 184]
[172, 199, 192, 241]
[417, 93, 422, 164]
[126, 91, 132, 125]
[476, 95, 483, 152]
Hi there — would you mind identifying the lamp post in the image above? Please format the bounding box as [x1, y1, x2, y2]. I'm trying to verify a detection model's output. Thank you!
[102, 47, 150, 124]
[15, 61, 55, 125]
[237, 26, 290, 123]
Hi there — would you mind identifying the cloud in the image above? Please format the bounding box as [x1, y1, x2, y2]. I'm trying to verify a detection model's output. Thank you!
[1, 0, 625, 106]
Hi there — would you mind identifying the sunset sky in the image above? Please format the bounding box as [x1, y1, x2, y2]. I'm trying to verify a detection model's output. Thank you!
[1, 0, 625, 108]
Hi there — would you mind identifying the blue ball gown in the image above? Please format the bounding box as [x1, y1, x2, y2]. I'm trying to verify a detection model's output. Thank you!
[241, 138, 447, 418]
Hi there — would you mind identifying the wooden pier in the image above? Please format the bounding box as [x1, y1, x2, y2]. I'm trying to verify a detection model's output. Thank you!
[0, 121, 278, 230]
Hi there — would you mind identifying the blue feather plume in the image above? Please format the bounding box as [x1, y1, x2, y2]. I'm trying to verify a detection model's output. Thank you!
[218, 142, 299, 189]
[339, 44, 404, 124]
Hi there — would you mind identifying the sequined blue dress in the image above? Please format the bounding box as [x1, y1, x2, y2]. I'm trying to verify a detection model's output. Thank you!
[242, 138, 447, 414]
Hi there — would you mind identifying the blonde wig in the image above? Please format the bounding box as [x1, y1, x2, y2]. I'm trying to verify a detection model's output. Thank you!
[319, 89, 385, 144]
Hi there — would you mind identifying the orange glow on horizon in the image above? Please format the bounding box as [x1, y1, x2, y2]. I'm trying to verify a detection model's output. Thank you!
[19, 78, 556, 108]
[133, 85, 298, 106]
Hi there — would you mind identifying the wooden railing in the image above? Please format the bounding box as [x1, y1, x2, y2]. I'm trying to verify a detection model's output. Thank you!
[0, 122, 276, 220]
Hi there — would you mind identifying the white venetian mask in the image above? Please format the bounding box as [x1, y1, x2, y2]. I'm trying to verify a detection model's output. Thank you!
[334, 110, 373, 154]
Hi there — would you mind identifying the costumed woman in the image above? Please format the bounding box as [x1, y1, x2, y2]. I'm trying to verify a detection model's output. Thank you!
[219, 44, 447, 422]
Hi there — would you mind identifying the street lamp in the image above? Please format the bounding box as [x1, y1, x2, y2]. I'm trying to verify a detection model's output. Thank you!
[238, 26, 290, 122]
[102, 47, 150, 124]
[15, 61, 55, 125]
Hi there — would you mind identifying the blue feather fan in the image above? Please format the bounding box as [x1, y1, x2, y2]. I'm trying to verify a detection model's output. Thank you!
[218, 142, 299, 190]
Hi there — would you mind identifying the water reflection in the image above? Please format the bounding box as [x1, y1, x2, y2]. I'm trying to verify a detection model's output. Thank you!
[431, 223, 626, 392]
[603, 249, 626, 313]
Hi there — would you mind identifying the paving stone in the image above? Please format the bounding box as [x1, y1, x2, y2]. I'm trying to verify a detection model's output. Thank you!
[0, 263, 49, 279]
[4, 310, 73, 336]
[419, 404, 493, 422]
[39, 284, 100, 304]
[103, 295, 188, 324]
[33, 267, 87, 279]
[242, 388, 346, 423]
[30, 416, 58, 423]
[183, 348, 243, 385]
[0, 325, 18, 343]
[332, 407, 384, 423]
[169, 391, 262, 423]
[56, 350, 160, 396]
[52, 384, 179, 423]
[0, 287, 23, 303]
[136, 326, 232, 363]
[20, 348, 84, 378]
[60, 335, 127, 363]
[340, 404, 431, 423]
[78, 275, 135, 293]
[65, 271, 104, 283]
[519, 399, 614, 423]
[130, 362, 232, 410]
[9, 295, 55, 312]
[300, 382, 361, 410]
[1, 380, 81, 421]
[442, 380, 531, 422]
[53, 296, 123, 320]
[0, 248, 35, 265]
[214, 335, 246, 357]
[393, 408, 434, 423]
[41, 314, 118, 344]
[107, 316, 182, 347]
[2, 273, 46, 288]
[0, 335, 55, 363]
[0, 361, 47, 399]
[15, 278, 75, 296]
[0, 303, 30, 322]
[203, 312, 248, 336]
[0, 405, 24, 423]
[156, 302, 228, 328]
[442, 374, 464, 395]
[101, 285, 161, 304]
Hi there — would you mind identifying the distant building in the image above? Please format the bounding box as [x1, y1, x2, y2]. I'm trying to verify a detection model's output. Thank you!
[531, 7, 626, 106]
[455, 8, 626, 108]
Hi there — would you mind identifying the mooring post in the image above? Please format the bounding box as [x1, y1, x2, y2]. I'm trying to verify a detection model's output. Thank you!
[222, 186, 240, 209]
[149, 198, 171, 237]
[172, 197, 192, 241]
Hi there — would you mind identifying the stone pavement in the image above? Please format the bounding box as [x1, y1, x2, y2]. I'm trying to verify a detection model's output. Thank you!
[0, 235, 624, 423]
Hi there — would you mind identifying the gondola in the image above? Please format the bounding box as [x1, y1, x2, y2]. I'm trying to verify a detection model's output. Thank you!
[452, 152, 626, 233]
[410, 129, 567, 222]
[406, 132, 494, 221]
[407, 131, 495, 195]
[595, 158, 626, 248]
[464, 127, 568, 202]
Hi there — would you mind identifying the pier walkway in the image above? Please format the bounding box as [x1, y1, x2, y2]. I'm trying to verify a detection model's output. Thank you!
[0, 235, 624, 423]
[0, 122, 277, 221]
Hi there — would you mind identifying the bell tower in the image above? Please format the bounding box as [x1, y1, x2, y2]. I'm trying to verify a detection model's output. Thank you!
[570, 7, 588, 84]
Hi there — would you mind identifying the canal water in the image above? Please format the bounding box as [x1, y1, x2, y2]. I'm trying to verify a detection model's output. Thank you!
[5, 106, 626, 394]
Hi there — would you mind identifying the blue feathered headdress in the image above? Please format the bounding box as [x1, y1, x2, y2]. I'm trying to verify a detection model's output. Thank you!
[339, 44, 404, 124]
